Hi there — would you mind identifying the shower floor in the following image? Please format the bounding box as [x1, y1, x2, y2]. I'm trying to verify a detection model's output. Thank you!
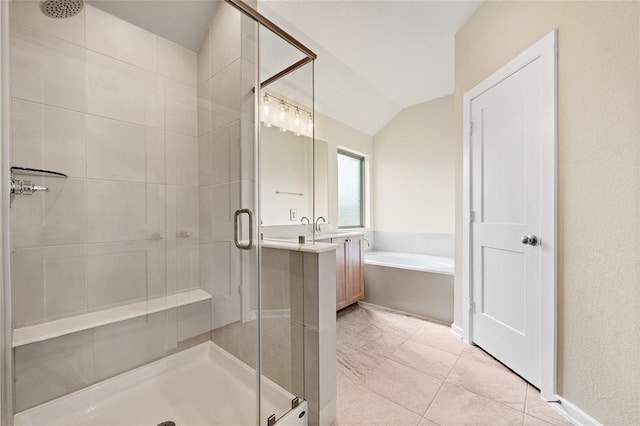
[15, 342, 298, 426]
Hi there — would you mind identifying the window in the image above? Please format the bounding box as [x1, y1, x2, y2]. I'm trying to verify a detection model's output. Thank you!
[337, 150, 365, 228]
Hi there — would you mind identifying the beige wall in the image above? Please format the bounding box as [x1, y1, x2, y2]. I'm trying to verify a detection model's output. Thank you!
[454, 2, 640, 424]
[315, 112, 374, 229]
[373, 96, 455, 234]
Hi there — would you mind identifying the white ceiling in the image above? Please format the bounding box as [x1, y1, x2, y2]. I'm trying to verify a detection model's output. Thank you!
[87, 1, 218, 52]
[89, 0, 482, 136]
[258, 0, 482, 135]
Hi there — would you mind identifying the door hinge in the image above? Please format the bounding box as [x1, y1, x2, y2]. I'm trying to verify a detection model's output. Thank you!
[470, 300, 476, 313]
[292, 397, 300, 409]
[470, 121, 474, 135]
[267, 414, 276, 426]
[470, 210, 476, 223]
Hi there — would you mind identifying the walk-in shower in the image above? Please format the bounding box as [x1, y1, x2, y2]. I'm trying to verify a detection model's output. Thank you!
[0, 0, 319, 424]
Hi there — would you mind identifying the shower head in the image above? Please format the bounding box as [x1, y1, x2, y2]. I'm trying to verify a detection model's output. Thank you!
[40, 0, 84, 19]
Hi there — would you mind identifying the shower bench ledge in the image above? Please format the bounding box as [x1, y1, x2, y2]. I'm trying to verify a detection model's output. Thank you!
[13, 289, 212, 348]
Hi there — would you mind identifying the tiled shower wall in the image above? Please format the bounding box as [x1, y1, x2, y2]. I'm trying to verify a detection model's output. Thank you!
[9, 1, 208, 411]
[197, 1, 258, 360]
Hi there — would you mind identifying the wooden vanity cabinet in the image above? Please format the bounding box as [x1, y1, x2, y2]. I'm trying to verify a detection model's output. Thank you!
[331, 235, 364, 310]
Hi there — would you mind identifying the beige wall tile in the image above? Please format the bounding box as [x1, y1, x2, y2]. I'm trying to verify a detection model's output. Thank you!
[200, 241, 230, 296]
[87, 240, 166, 308]
[177, 300, 211, 341]
[175, 186, 199, 237]
[10, 0, 85, 46]
[12, 99, 86, 178]
[241, 15, 256, 64]
[241, 59, 255, 122]
[11, 24, 85, 112]
[159, 77, 198, 137]
[166, 239, 200, 294]
[86, 51, 158, 127]
[209, 2, 241, 77]
[211, 59, 241, 130]
[212, 294, 241, 329]
[198, 186, 212, 239]
[198, 79, 213, 136]
[211, 124, 231, 185]
[197, 26, 211, 84]
[86, 115, 146, 182]
[85, 5, 156, 71]
[93, 312, 175, 381]
[166, 131, 198, 186]
[198, 132, 213, 186]
[14, 331, 94, 412]
[210, 183, 230, 223]
[145, 127, 165, 184]
[11, 177, 87, 249]
[158, 37, 197, 86]
[11, 248, 45, 326]
[87, 180, 165, 242]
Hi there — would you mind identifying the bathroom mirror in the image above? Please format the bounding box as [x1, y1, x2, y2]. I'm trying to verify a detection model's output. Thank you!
[261, 124, 329, 226]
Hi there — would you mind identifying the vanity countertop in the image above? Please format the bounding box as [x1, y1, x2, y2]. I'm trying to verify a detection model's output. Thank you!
[261, 239, 340, 253]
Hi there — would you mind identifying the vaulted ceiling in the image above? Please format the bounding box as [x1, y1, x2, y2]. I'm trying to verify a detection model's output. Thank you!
[88, 0, 482, 136]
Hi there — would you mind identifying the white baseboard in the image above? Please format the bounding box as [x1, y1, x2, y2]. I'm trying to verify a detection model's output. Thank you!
[450, 324, 464, 339]
[556, 396, 602, 426]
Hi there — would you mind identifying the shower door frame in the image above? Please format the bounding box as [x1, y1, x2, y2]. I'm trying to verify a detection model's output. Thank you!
[2, 0, 13, 423]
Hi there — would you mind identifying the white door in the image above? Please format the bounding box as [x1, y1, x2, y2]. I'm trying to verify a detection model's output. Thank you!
[468, 33, 556, 389]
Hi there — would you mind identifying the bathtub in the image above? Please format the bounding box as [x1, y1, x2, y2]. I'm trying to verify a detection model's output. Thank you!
[363, 251, 454, 323]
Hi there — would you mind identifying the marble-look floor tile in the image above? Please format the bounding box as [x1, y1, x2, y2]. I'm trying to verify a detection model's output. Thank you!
[460, 344, 506, 370]
[337, 342, 387, 383]
[446, 354, 527, 411]
[336, 373, 422, 426]
[525, 385, 573, 425]
[525, 414, 556, 425]
[390, 339, 458, 380]
[358, 328, 407, 358]
[424, 382, 524, 426]
[359, 304, 425, 338]
[361, 359, 442, 415]
[410, 321, 467, 356]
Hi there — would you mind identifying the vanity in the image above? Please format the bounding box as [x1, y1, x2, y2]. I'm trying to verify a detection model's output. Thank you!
[316, 233, 365, 310]
[260, 121, 365, 311]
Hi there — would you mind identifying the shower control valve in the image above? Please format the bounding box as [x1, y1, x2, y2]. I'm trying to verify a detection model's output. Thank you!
[10, 179, 48, 196]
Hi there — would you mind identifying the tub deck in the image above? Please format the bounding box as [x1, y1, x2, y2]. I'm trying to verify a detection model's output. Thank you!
[364, 251, 454, 275]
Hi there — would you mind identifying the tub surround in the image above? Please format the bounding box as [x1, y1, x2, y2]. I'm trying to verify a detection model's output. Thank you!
[364, 261, 454, 323]
[372, 231, 454, 258]
[362, 232, 455, 323]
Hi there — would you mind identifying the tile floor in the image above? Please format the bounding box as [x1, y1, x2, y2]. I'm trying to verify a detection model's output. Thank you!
[334, 303, 573, 426]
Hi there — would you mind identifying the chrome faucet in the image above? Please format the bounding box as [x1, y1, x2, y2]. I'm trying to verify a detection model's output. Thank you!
[315, 216, 326, 232]
[300, 216, 310, 224]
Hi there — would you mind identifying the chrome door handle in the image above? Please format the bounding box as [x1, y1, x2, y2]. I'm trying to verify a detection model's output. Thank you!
[234, 208, 254, 250]
[521, 234, 540, 246]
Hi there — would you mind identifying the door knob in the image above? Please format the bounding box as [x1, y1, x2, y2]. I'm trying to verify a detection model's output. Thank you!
[521, 234, 540, 246]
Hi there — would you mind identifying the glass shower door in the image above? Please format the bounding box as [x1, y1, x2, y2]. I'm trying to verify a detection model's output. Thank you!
[257, 19, 315, 425]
